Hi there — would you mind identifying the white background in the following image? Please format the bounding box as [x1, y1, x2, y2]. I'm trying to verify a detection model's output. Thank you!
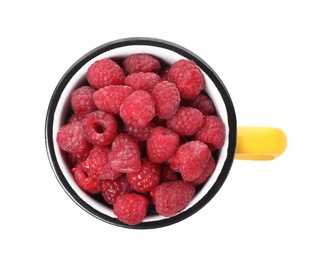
[1, 0, 313, 259]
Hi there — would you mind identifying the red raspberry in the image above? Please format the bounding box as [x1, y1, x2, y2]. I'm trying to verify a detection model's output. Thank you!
[70, 86, 97, 115]
[82, 111, 118, 146]
[123, 121, 155, 141]
[113, 193, 149, 226]
[195, 115, 225, 150]
[101, 177, 133, 205]
[147, 126, 180, 163]
[183, 93, 216, 115]
[122, 53, 161, 75]
[72, 163, 101, 194]
[160, 164, 178, 183]
[191, 156, 216, 186]
[166, 106, 204, 136]
[151, 81, 180, 120]
[168, 59, 204, 99]
[171, 141, 211, 181]
[110, 133, 141, 173]
[82, 146, 123, 180]
[87, 58, 125, 89]
[150, 180, 195, 217]
[93, 85, 133, 115]
[125, 72, 161, 92]
[126, 158, 161, 193]
[120, 90, 155, 128]
[67, 113, 84, 123]
[57, 121, 90, 156]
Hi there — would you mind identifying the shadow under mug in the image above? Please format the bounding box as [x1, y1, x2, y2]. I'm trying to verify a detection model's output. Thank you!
[45, 37, 287, 229]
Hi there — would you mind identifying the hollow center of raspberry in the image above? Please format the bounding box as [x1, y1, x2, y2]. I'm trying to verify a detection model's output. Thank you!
[93, 121, 106, 134]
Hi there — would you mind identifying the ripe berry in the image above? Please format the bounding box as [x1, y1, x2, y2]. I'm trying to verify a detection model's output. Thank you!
[191, 156, 216, 186]
[93, 85, 133, 115]
[57, 121, 90, 156]
[122, 53, 161, 75]
[151, 81, 180, 120]
[82, 146, 123, 180]
[72, 163, 101, 194]
[110, 133, 141, 173]
[195, 115, 225, 150]
[147, 126, 180, 163]
[71, 86, 97, 115]
[101, 177, 133, 205]
[171, 141, 211, 181]
[120, 90, 155, 128]
[86, 58, 125, 89]
[126, 158, 161, 193]
[150, 180, 195, 217]
[183, 93, 216, 115]
[82, 111, 118, 146]
[123, 121, 155, 141]
[67, 113, 84, 123]
[168, 59, 204, 99]
[166, 106, 204, 136]
[113, 193, 149, 225]
[125, 72, 161, 92]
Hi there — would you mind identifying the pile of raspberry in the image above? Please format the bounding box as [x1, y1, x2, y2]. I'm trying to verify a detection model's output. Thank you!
[57, 53, 225, 226]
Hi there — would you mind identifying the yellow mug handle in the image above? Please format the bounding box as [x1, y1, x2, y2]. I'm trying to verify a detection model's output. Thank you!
[235, 126, 287, 160]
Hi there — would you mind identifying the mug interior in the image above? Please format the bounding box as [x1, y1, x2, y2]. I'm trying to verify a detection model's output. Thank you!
[46, 38, 237, 228]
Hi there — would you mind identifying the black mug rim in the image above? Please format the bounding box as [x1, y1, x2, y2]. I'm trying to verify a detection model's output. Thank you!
[45, 37, 237, 229]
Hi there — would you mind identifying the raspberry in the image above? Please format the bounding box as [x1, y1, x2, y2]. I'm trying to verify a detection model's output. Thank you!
[93, 85, 133, 115]
[87, 58, 125, 89]
[110, 133, 141, 173]
[120, 90, 155, 128]
[67, 113, 84, 123]
[168, 59, 204, 99]
[150, 180, 195, 217]
[191, 156, 216, 186]
[72, 163, 101, 194]
[113, 193, 149, 225]
[183, 93, 216, 115]
[195, 115, 225, 150]
[82, 111, 118, 146]
[171, 141, 211, 181]
[57, 121, 90, 156]
[166, 106, 204, 136]
[101, 177, 133, 205]
[123, 121, 155, 141]
[56, 53, 227, 225]
[151, 81, 180, 120]
[147, 126, 180, 163]
[71, 86, 97, 115]
[126, 158, 161, 193]
[160, 164, 178, 183]
[125, 72, 161, 92]
[122, 53, 161, 75]
[82, 146, 123, 180]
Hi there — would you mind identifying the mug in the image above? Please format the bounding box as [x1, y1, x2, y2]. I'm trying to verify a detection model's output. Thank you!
[45, 37, 287, 229]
